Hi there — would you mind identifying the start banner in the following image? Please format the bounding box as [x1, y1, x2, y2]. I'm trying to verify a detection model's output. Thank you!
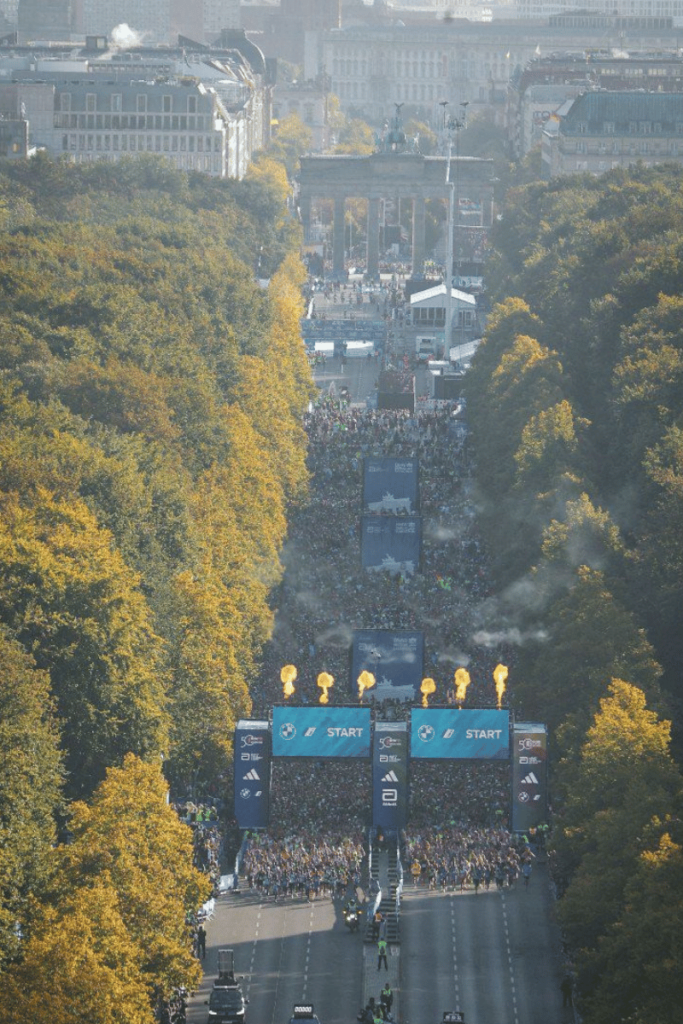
[410, 708, 510, 759]
[272, 706, 372, 758]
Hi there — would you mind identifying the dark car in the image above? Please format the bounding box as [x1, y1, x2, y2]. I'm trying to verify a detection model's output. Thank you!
[207, 985, 248, 1024]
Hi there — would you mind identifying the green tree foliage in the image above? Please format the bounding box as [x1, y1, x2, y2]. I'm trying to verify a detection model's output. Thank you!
[0, 155, 311, 804]
[264, 113, 313, 175]
[553, 681, 682, 956]
[515, 565, 662, 737]
[581, 831, 683, 1024]
[0, 756, 209, 1022]
[0, 488, 169, 794]
[334, 118, 375, 155]
[0, 629, 62, 964]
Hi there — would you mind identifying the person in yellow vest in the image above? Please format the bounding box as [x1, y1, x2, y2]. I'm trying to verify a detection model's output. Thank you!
[377, 937, 388, 971]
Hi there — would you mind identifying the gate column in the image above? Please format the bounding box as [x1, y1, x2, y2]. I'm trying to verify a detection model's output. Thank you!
[411, 194, 426, 276]
[333, 195, 346, 279]
[367, 196, 381, 281]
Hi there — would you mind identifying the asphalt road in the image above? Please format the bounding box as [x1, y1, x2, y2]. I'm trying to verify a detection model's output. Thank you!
[188, 889, 365, 1024]
[401, 864, 571, 1024]
[188, 859, 572, 1024]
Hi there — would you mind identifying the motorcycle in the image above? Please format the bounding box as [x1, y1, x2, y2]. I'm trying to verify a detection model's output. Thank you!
[344, 907, 363, 933]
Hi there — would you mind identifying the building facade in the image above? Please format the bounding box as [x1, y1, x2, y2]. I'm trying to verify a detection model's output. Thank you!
[18, 0, 75, 41]
[0, 38, 271, 177]
[507, 52, 683, 158]
[306, 19, 680, 124]
[541, 91, 683, 175]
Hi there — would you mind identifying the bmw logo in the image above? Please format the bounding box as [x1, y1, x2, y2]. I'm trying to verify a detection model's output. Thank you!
[418, 724, 435, 743]
[240, 788, 251, 799]
[279, 722, 296, 740]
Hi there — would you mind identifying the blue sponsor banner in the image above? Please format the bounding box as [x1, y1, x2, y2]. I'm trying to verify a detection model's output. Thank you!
[362, 457, 420, 514]
[511, 722, 548, 832]
[272, 706, 372, 757]
[410, 708, 510, 759]
[351, 629, 424, 701]
[301, 319, 386, 342]
[372, 722, 408, 829]
[361, 515, 422, 575]
[234, 720, 270, 829]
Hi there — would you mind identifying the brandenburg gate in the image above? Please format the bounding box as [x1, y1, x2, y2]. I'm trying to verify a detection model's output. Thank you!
[298, 152, 495, 279]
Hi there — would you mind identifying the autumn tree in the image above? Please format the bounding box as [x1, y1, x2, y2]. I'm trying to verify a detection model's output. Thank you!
[0, 489, 168, 794]
[553, 681, 682, 970]
[0, 629, 63, 964]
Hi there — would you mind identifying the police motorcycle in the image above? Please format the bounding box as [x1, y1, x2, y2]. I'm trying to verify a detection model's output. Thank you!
[343, 899, 363, 933]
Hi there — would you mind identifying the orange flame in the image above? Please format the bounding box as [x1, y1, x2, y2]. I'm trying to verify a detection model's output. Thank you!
[357, 670, 376, 702]
[493, 663, 508, 709]
[420, 676, 436, 708]
[317, 671, 334, 704]
[280, 664, 297, 699]
[454, 667, 471, 705]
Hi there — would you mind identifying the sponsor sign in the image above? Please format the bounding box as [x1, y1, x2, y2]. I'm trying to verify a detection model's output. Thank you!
[372, 721, 408, 829]
[511, 722, 548, 832]
[410, 708, 510, 759]
[362, 456, 420, 514]
[361, 515, 422, 576]
[234, 720, 270, 829]
[351, 629, 424, 701]
[272, 706, 372, 757]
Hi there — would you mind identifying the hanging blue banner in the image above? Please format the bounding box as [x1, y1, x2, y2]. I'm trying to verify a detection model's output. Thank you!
[372, 722, 408, 830]
[351, 629, 424, 701]
[361, 515, 422, 575]
[234, 720, 270, 829]
[511, 722, 548, 832]
[362, 457, 420, 514]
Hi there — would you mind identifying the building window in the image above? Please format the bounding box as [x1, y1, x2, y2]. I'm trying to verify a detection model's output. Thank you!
[111, 94, 122, 112]
[137, 94, 147, 113]
[86, 93, 96, 113]
[60, 93, 71, 112]
[604, 121, 615, 133]
[577, 122, 587, 133]
[163, 94, 172, 113]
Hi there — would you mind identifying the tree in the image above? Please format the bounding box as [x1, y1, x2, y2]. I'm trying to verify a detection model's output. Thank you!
[514, 399, 589, 494]
[0, 628, 63, 964]
[334, 119, 375, 155]
[553, 681, 682, 962]
[56, 755, 209, 998]
[0, 882, 156, 1024]
[581, 831, 683, 1024]
[515, 564, 662, 737]
[0, 489, 168, 795]
[265, 113, 313, 175]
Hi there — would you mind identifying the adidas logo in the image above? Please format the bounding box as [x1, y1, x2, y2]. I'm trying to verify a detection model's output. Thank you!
[381, 770, 399, 783]
[243, 769, 260, 781]
[521, 772, 539, 785]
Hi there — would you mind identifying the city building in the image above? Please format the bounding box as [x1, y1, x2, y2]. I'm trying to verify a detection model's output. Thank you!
[507, 51, 683, 158]
[18, 0, 75, 41]
[307, 18, 679, 125]
[515, 0, 683, 24]
[273, 78, 330, 150]
[541, 91, 683, 175]
[0, 35, 272, 177]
